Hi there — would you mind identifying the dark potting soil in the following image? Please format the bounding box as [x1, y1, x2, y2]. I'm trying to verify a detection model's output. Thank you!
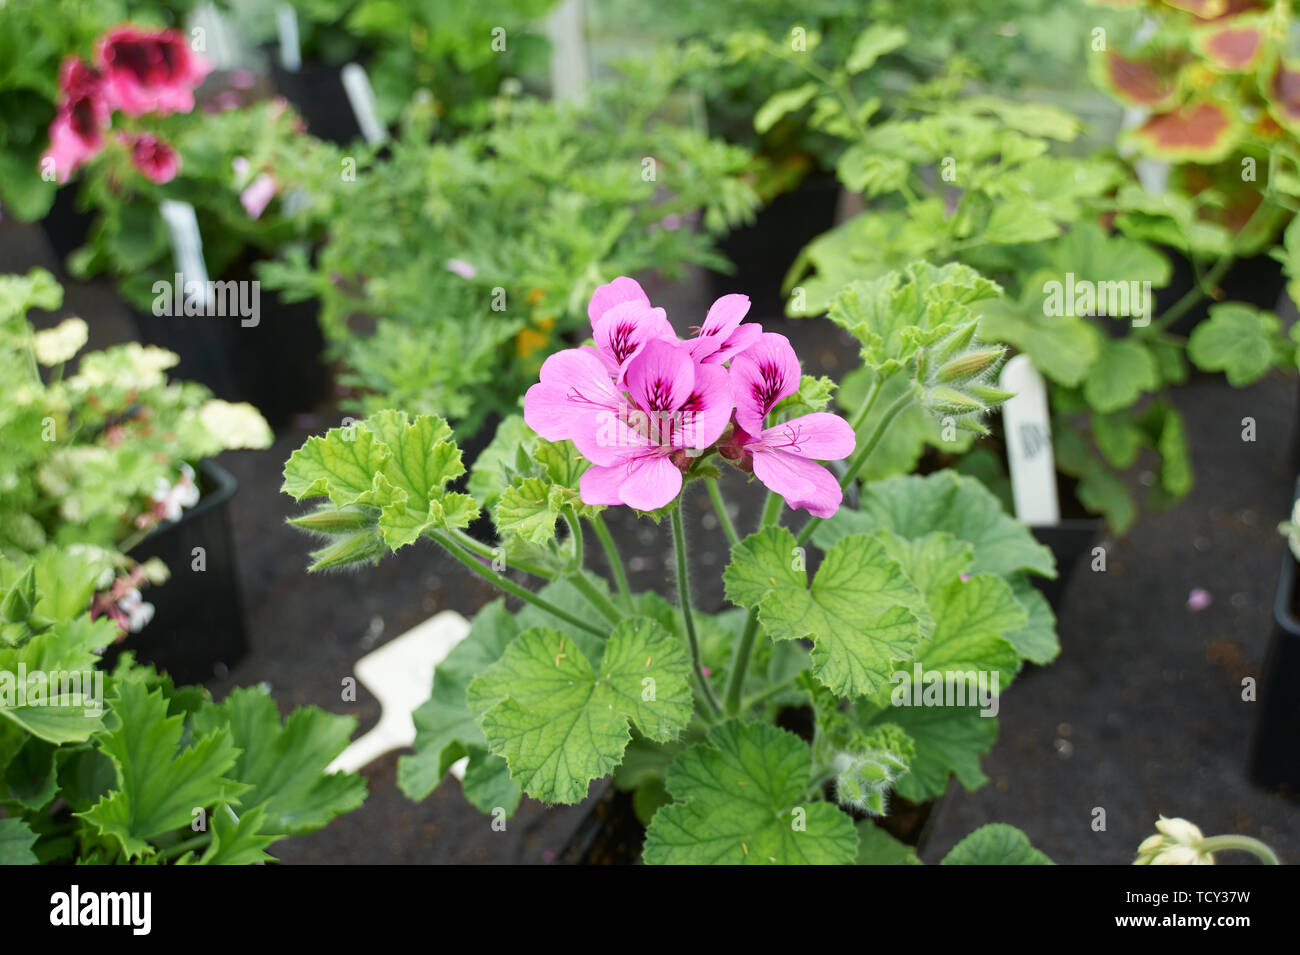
[7, 218, 1299, 865]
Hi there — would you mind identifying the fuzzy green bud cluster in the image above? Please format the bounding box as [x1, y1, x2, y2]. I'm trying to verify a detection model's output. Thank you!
[833, 747, 909, 816]
[915, 322, 1011, 436]
[288, 505, 385, 572]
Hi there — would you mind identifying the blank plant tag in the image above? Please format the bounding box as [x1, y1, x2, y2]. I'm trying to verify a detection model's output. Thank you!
[341, 62, 387, 145]
[545, 0, 590, 105]
[1000, 353, 1060, 526]
[275, 4, 301, 72]
[159, 199, 211, 310]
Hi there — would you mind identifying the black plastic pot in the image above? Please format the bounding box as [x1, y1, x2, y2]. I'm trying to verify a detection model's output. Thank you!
[1247, 495, 1300, 798]
[106, 460, 248, 686]
[130, 279, 331, 431]
[1150, 248, 1287, 338]
[1029, 517, 1102, 613]
[267, 52, 362, 146]
[706, 173, 841, 321]
[38, 186, 94, 272]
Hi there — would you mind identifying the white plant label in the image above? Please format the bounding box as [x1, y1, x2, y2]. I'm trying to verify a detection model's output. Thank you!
[159, 200, 212, 311]
[341, 62, 387, 145]
[1000, 353, 1060, 526]
[275, 4, 301, 72]
[545, 0, 590, 105]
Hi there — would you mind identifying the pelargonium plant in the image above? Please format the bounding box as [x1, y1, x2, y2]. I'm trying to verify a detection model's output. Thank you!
[283, 268, 1063, 865]
[42, 24, 210, 186]
[0, 268, 272, 635]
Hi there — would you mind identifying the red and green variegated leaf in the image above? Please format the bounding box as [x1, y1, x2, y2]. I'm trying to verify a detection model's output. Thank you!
[1267, 61, 1300, 135]
[1197, 24, 1265, 72]
[1100, 51, 1181, 109]
[1130, 101, 1240, 161]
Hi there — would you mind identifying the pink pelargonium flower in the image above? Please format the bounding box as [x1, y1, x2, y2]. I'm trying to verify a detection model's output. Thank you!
[735, 415, 855, 518]
[121, 132, 180, 184]
[41, 57, 110, 183]
[688, 293, 761, 365]
[525, 340, 731, 511]
[97, 25, 211, 116]
[728, 332, 855, 517]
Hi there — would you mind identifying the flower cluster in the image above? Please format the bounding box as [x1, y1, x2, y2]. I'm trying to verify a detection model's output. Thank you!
[1133, 817, 1213, 866]
[524, 277, 855, 516]
[89, 564, 155, 636]
[42, 25, 210, 185]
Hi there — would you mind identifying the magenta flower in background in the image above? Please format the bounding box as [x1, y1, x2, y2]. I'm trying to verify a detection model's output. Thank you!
[97, 25, 210, 116]
[688, 293, 761, 366]
[240, 173, 277, 218]
[122, 132, 180, 184]
[41, 57, 110, 183]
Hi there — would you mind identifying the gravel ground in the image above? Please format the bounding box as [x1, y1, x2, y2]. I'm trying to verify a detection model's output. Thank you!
[6, 217, 1297, 865]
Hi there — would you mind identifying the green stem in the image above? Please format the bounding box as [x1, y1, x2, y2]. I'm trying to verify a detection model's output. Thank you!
[449, 528, 553, 580]
[428, 530, 606, 638]
[562, 507, 583, 570]
[568, 570, 622, 627]
[588, 512, 633, 608]
[723, 610, 761, 716]
[1148, 254, 1236, 333]
[795, 390, 914, 546]
[724, 490, 784, 714]
[705, 477, 740, 548]
[1197, 835, 1280, 865]
[758, 488, 784, 531]
[740, 674, 804, 712]
[158, 832, 211, 861]
[671, 506, 721, 717]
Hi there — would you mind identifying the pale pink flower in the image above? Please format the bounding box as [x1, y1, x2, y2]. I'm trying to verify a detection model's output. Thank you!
[240, 173, 277, 218]
[445, 258, 477, 279]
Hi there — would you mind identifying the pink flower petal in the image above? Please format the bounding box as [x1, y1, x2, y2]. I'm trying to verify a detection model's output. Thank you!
[677, 362, 733, 450]
[729, 332, 800, 434]
[624, 339, 694, 415]
[619, 455, 683, 511]
[592, 301, 675, 379]
[753, 412, 856, 461]
[587, 276, 650, 328]
[751, 447, 843, 518]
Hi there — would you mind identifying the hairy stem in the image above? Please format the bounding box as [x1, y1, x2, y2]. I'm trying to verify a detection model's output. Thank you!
[588, 512, 633, 608]
[429, 530, 606, 638]
[706, 477, 740, 547]
[796, 390, 914, 546]
[671, 506, 721, 717]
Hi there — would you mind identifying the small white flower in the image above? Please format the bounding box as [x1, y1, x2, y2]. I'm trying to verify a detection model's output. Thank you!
[1155, 816, 1204, 846]
[32, 317, 88, 366]
[118, 589, 155, 633]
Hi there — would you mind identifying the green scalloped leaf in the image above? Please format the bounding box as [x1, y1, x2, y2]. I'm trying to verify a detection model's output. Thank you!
[941, 823, 1053, 865]
[1187, 302, 1285, 386]
[815, 471, 1055, 578]
[643, 721, 858, 865]
[468, 618, 693, 804]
